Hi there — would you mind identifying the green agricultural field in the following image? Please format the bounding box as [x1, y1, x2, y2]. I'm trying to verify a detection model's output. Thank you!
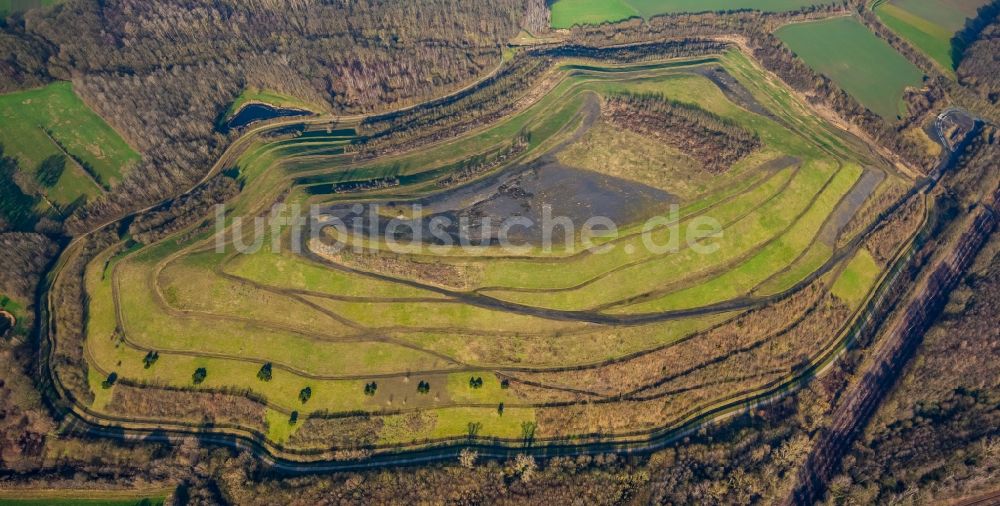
[550, 0, 639, 28]
[0, 82, 140, 209]
[628, 0, 841, 16]
[0, 489, 167, 506]
[776, 16, 925, 120]
[0, 0, 63, 16]
[874, 0, 990, 70]
[882, 0, 986, 31]
[67, 48, 919, 458]
[550, 0, 838, 28]
[0, 499, 162, 506]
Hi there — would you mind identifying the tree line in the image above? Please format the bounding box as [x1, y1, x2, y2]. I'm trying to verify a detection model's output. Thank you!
[958, 16, 1000, 111]
[127, 173, 240, 245]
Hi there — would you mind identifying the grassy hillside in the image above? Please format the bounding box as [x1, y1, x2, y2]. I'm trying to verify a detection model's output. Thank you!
[831, 248, 881, 307]
[776, 16, 925, 120]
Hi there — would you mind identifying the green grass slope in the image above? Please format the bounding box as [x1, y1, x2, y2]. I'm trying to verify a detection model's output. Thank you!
[628, 0, 839, 16]
[831, 247, 881, 307]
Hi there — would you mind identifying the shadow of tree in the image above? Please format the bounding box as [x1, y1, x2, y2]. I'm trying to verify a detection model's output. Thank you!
[949, 1, 1000, 70]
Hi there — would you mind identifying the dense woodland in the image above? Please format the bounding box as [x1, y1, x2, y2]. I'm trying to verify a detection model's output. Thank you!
[958, 19, 1000, 107]
[0, 232, 58, 340]
[0, 233, 57, 303]
[0, 24, 51, 93]
[357, 52, 555, 157]
[0, 145, 40, 232]
[952, 1, 1000, 71]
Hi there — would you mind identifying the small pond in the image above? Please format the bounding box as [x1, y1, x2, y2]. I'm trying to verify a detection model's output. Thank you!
[226, 103, 312, 130]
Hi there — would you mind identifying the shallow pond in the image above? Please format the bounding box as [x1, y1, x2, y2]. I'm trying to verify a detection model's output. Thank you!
[227, 103, 312, 130]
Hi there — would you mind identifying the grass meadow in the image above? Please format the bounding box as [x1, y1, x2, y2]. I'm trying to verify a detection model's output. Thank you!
[550, 0, 639, 28]
[831, 247, 882, 307]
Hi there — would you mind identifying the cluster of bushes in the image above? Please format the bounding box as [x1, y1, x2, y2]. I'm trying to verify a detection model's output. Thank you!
[604, 92, 760, 172]
[417, 381, 431, 394]
[363, 382, 378, 396]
